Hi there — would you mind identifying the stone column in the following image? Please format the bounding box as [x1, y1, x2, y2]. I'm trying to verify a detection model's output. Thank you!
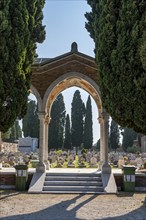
[101, 111, 111, 173]
[36, 112, 46, 172]
[0, 132, 2, 152]
[44, 115, 51, 170]
[98, 115, 104, 170]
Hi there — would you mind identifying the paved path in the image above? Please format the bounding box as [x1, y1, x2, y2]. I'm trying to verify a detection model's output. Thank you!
[0, 191, 146, 220]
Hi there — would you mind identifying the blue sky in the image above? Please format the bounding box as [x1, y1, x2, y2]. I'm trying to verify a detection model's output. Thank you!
[37, 0, 94, 58]
[31, 0, 100, 144]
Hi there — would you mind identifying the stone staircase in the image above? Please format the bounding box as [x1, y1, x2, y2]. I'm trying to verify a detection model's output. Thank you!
[42, 172, 104, 194]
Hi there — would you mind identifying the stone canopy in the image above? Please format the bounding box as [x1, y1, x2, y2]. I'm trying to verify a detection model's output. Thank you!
[30, 42, 102, 115]
[29, 42, 110, 174]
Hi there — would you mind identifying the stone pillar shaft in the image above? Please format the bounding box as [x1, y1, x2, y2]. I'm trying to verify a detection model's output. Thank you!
[98, 116, 103, 169]
[44, 116, 51, 170]
[102, 112, 109, 165]
[36, 112, 46, 172]
[99, 111, 111, 173]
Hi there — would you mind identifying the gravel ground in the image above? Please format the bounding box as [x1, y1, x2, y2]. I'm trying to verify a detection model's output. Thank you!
[0, 191, 146, 220]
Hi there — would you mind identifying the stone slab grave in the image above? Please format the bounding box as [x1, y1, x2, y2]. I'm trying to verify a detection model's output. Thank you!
[90, 157, 97, 166]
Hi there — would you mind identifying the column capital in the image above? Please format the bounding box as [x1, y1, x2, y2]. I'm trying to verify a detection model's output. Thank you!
[45, 115, 51, 125]
[37, 112, 46, 120]
[98, 116, 103, 124]
[101, 111, 109, 121]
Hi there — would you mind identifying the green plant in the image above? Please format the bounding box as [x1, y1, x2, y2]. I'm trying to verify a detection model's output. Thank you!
[74, 155, 79, 168]
[55, 150, 63, 155]
[50, 161, 57, 168]
[30, 160, 39, 168]
[81, 148, 88, 154]
[127, 145, 141, 153]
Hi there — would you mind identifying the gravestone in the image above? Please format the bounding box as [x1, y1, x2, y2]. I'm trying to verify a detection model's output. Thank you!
[129, 160, 137, 166]
[141, 136, 146, 152]
[118, 158, 125, 169]
[90, 157, 97, 166]
[79, 155, 85, 164]
[135, 157, 143, 168]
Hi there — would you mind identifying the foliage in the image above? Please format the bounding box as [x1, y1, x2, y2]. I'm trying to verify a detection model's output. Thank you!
[126, 145, 141, 154]
[2, 119, 22, 142]
[85, 0, 146, 134]
[55, 150, 63, 155]
[0, 0, 45, 132]
[95, 139, 100, 151]
[48, 93, 66, 149]
[109, 119, 120, 150]
[122, 127, 138, 151]
[22, 100, 39, 138]
[81, 148, 88, 154]
[64, 114, 71, 150]
[83, 95, 93, 149]
[71, 90, 85, 148]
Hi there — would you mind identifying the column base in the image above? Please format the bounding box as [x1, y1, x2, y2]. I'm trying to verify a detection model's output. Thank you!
[45, 160, 50, 170]
[36, 162, 46, 173]
[102, 163, 111, 174]
[98, 161, 104, 171]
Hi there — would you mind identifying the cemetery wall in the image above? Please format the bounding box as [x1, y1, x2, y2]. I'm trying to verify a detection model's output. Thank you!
[0, 172, 145, 192]
[0, 173, 33, 190]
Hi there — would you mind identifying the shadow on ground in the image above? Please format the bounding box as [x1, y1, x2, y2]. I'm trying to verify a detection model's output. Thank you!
[0, 190, 20, 200]
[1, 193, 146, 220]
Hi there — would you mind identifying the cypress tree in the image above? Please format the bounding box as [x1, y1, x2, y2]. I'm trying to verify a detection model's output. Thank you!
[109, 119, 120, 150]
[64, 114, 71, 150]
[0, 0, 45, 133]
[22, 100, 39, 138]
[71, 90, 85, 148]
[2, 119, 22, 142]
[48, 93, 66, 149]
[1, 129, 11, 142]
[122, 128, 138, 151]
[85, 0, 146, 134]
[9, 124, 16, 143]
[15, 120, 22, 139]
[83, 95, 93, 149]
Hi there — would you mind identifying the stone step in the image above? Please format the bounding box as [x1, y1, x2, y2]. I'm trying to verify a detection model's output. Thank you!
[41, 191, 105, 194]
[45, 176, 102, 181]
[43, 185, 104, 192]
[43, 172, 104, 194]
[44, 181, 103, 186]
[46, 172, 101, 177]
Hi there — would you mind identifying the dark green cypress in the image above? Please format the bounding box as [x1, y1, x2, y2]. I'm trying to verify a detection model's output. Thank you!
[48, 94, 66, 149]
[0, 0, 45, 133]
[86, 0, 146, 134]
[109, 119, 120, 150]
[83, 95, 93, 149]
[122, 128, 137, 151]
[15, 120, 22, 140]
[64, 114, 71, 150]
[2, 119, 22, 142]
[71, 90, 85, 148]
[22, 100, 39, 138]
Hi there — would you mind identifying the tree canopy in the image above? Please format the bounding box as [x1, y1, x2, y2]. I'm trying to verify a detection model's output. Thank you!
[122, 127, 137, 151]
[64, 114, 71, 150]
[48, 93, 66, 149]
[0, 0, 45, 132]
[71, 90, 85, 148]
[22, 100, 39, 138]
[109, 119, 120, 150]
[85, 0, 146, 134]
[2, 119, 22, 143]
[83, 95, 93, 149]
